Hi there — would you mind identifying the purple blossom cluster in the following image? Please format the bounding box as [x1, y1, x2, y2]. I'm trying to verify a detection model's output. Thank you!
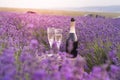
[0, 11, 120, 80]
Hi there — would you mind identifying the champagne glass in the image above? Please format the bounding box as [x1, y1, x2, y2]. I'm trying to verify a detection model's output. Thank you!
[47, 27, 55, 48]
[55, 29, 62, 50]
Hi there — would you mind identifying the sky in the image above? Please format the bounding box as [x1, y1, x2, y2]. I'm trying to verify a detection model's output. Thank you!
[0, 0, 120, 9]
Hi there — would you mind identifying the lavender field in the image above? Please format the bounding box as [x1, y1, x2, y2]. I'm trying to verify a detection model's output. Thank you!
[0, 11, 120, 80]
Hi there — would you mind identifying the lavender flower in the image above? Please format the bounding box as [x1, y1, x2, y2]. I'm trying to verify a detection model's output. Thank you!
[0, 11, 120, 80]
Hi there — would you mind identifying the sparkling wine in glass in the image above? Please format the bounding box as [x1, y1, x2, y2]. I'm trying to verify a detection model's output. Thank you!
[47, 27, 55, 48]
[55, 29, 62, 50]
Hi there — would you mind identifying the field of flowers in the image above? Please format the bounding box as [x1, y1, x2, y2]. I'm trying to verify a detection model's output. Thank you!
[0, 11, 120, 80]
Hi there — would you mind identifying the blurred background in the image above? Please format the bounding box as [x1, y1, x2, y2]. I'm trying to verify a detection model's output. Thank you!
[0, 0, 120, 12]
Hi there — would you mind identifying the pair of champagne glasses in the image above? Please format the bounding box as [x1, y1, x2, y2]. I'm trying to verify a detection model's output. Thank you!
[47, 27, 62, 51]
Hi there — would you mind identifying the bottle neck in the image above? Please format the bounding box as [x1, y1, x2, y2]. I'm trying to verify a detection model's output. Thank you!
[69, 26, 76, 33]
[69, 22, 77, 41]
[69, 22, 76, 33]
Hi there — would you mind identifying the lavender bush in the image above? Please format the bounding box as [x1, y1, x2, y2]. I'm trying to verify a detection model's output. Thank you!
[0, 11, 120, 80]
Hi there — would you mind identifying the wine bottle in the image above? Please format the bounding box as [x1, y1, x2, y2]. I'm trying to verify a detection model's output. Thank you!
[66, 18, 78, 58]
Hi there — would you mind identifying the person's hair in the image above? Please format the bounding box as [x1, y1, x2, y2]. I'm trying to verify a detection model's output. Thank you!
[71, 18, 75, 22]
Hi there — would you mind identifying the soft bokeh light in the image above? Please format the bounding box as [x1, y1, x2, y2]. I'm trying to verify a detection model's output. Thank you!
[0, 0, 120, 9]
